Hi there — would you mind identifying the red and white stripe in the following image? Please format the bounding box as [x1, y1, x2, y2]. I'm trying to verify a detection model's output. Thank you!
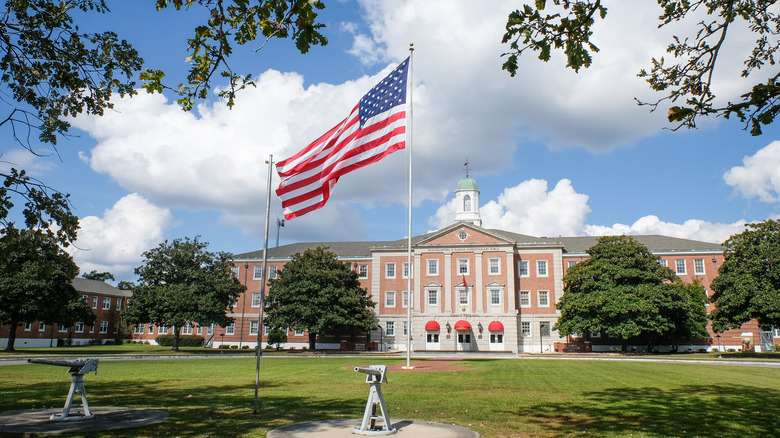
[275, 102, 406, 220]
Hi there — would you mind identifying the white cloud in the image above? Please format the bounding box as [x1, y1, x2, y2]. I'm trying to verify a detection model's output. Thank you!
[69, 193, 176, 279]
[0, 148, 57, 175]
[724, 140, 780, 203]
[583, 216, 748, 244]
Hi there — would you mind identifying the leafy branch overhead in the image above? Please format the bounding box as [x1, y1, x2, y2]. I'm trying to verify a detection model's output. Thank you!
[142, 0, 328, 111]
[502, 0, 780, 135]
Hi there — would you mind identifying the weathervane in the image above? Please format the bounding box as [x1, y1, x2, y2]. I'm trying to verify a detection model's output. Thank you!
[463, 159, 471, 178]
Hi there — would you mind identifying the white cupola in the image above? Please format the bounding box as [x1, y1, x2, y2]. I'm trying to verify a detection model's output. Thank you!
[454, 164, 481, 226]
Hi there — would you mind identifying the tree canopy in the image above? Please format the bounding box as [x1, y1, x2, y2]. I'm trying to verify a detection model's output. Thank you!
[0, 226, 94, 351]
[556, 235, 708, 351]
[710, 219, 780, 332]
[122, 236, 245, 350]
[502, 0, 780, 135]
[82, 270, 115, 282]
[264, 246, 376, 350]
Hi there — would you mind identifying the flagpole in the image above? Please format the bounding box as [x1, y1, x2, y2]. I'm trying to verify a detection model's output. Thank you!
[254, 154, 273, 414]
[404, 43, 414, 369]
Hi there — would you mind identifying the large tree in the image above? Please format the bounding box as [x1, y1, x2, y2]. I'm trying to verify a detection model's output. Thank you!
[1, 1, 326, 244]
[122, 236, 245, 351]
[556, 235, 708, 352]
[264, 246, 376, 350]
[710, 219, 780, 332]
[0, 226, 94, 351]
[502, 1, 780, 135]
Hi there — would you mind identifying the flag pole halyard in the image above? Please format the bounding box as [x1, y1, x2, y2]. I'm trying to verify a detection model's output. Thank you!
[404, 43, 414, 370]
[254, 154, 273, 415]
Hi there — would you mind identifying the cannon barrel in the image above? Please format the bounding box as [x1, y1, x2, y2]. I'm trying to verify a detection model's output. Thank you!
[354, 366, 383, 376]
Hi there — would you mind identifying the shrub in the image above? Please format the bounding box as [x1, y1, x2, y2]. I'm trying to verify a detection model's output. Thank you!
[230, 345, 238, 349]
[241, 345, 249, 349]
[218, 344, 230, 349]
[155, 335, 204, 347]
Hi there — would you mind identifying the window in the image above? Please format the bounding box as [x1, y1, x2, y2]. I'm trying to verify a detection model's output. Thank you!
[463, 194, 472, 212]
[207, 324, 214, 335]
[148, 324, 155, 334]
[159, 325, 168, 335]
[81, 294, 88, 302]
[103, 297, 111, 309]
[490, 334, 504, 343]
[521, 322, 531, 337]
[231, 266, 239, 278]
[427, 333, 439, 343]
[457, 259, 469, 275]
[385, 291, 396, 307]
[38, 322, 46, 332]
[252, 293, 262, 307]
[518, 260, 529, 277]
[295, 329, 305, 336]
[427, 290, 438, 306]
[402, 262, 410, 279]
[402, 291, 409, 308]
[659, 259, 668, 267]
[458, 289, 469, 306]
[427, 259, 438, 275]
[519, 290, 530, 307]
[490, 289, 501, 305]
[100, 321, 109, 333]
[403, 321, 408, 336]
[675, 259, 686, 275]
[59, 325, 69, 333]
[197, 326, 202, 335]
[90, 324, 95, 333]
[458, 230, 468, 240]
[182, 323, 193, 335]
[253, 265, 263, 280]
[116, 299, 123, 310]
[134, 323, 145, 334]
[24, 322, 32, 331]
[265, 325, 272, 335]
[250, 321, 259, 335]
[385, 263, 396, 278]
[590, 331, 601, 338]
[358, 264, 368, 279]
[92, 296, 98, 309]
[386, 321, 395, 336]
[226, 323, 235, 335]
[269, 265, 278, 279]
[694, 259, 705, 275]
[488, 258, 500, 275]
[540, 321, 551, 337]
[537, 260, 548, 277]
[75, 322, 84, 333]
[458, 333, 471, 344]
[538, 290, 549, 307]
[567, 261, 578, 268]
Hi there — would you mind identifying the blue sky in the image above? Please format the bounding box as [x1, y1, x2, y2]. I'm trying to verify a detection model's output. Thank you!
[4, 1, 780, 282]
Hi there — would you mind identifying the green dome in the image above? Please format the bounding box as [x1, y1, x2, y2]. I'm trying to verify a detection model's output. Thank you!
[457, 176, 478, 190]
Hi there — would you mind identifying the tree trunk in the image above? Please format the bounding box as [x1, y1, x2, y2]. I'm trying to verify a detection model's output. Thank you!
[5, 319, 19, 351]
[172, 325, 181, 351]
[308, 332, 316, 350]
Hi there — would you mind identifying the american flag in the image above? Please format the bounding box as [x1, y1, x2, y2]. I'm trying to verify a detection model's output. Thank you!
[276, 58, 410, 220]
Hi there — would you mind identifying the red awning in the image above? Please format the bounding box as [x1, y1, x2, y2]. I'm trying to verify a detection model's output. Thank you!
[425, 321, 440, 331]
[453, 320, 471, 331]
[488, 321, 504, 331]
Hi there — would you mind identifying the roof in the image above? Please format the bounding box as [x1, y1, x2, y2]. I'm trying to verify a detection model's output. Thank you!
[456, 176, 479, 190]
[72, 278, 131, 298]
[234, 226, 724, 261]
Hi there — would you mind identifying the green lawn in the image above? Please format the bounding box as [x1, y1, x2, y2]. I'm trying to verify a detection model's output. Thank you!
[3, 356, 780, 437]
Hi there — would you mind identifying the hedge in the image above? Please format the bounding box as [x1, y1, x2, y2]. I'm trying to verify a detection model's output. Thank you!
[155, 335, 204, 347]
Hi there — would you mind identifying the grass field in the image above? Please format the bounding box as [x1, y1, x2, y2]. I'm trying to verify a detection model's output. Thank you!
[3, 355, 780, 437]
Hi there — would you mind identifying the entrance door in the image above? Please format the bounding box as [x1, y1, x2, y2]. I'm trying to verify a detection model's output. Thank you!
[426, 333, 440, 350]
[457, 333, 471, 351]
[489, 333, 504, 351]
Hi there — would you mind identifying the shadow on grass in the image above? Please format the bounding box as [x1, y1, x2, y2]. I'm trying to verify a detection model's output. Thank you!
[506, 384, 780, 437]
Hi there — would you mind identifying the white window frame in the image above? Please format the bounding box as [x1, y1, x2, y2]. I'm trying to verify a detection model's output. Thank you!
[24, 322, 32, 331]
[159, 325, 168, 335]
[358, 264, 368, 279]
[521, 322, 531, 337]
[518, 260, 529, 277]
[675, 259, 687, 275]
[99, 320, 109, 333]
[207, 324, 214, 335]
[402, 262, 410, 279]
[253, 265, 263, 280]
[75, 321, 84, 333]
[659, 259, 668, 267]
[427, 290, 438, 306]
[403, 321, 408, 336]
[116, 298, 123, 311]
[538, 290, 550, 307]
[231, 266, 239, 279]
[427, 259, 438, 275]
[385, 263, 396, 279]
[490, 289, 501, 306]
[92, 296, 98, 309]
[148, 324, 155, 334]
[295, 329, 305, 336]
[59, 325, 69, 333]
[385, 291, 396, 308]
[134, 323, 145, 334]
[537, 260, 548, 277]
[490, 333, 504, 344]
[457, 258, 469, 275]
[249, 321, 259, 335]
[694, 259, 705, 275]
[182, 323, 193, 335]
[519, 290, 531, 307]
[264, 325, 272, 335]
[268, 265, 278, 279]
[567, 261, 578, 268]
[252, 293, 262, 307]
[402, 291, 409, 308]
[225, 323, 235, 335]
[488, 258, 500, 275]
[458, 288, 469, 306]
[386, 321, 395, 337]
[38, 322, 46, 332]
[102, 297, 111, 310]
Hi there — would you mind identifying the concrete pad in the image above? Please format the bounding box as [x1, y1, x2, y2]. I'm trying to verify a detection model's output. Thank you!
[0, 407, 169, 435]
[268, 419, 479, 437]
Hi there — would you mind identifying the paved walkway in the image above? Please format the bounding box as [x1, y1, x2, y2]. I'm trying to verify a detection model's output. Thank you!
[267, 419, 479, 437]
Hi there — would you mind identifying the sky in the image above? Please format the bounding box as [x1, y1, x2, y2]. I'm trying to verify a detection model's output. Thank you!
[4, 0, 780, 282]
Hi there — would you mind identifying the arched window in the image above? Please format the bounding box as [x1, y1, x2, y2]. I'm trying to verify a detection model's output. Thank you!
[463, 195, 471, 212]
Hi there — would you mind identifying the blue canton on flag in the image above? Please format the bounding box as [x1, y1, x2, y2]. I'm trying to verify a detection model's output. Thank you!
[358, 58, 409, 128]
